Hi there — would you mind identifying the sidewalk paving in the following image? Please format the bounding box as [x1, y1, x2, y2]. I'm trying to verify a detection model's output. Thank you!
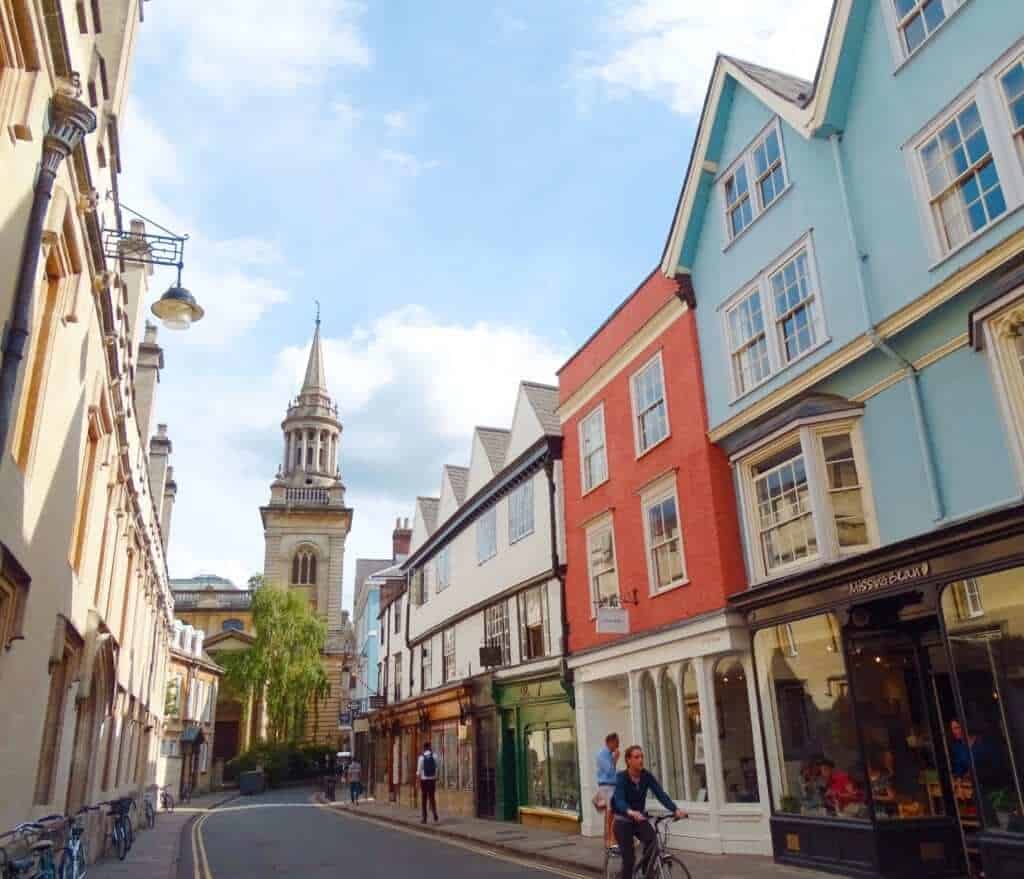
[89, 790, 238, 879]
[315, 793, 843, 879]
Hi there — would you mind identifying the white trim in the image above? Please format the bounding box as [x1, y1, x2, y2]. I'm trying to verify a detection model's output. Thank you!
[630, 350, 671, 457]
[720, 118, 792, 250]
[640, 473, 689, 596]
[979, 286, 1024, 489]
[585, 513, 620, 620]
[579, 403, 609, 496]
[879, 0, 972, 72]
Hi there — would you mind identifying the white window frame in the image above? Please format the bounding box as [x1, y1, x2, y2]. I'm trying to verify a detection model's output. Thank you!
[720, 118, 791, 248]
[720, 233, 828, 401]
[421, 640, 432, 691]
[1000, 53, 1024, 164]
[436, 546, 451, 593]
[879, 0, 970, 69]
[508, 479, 535, 544]
[640, 476, 689, 595]
[393, 653, 402, 702]
[579, 403, 609, 494]
[734, 417, 879, 583]
[906, 42, 1024, 266]
[442, 628, 456, 683]
[978, 286, 1024, 485]
[585, 515, 620, 618]
[484, 599, 512, 666]
[477, 506, 497, 564]
[962, 579, 985, 618]
[630, 351, 670, 457]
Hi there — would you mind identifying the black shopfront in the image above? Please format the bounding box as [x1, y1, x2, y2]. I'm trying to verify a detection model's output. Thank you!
[733, 505, 1024, 879]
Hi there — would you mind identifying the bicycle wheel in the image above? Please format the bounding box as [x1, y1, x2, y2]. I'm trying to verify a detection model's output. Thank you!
[654, 855, 691, 879]
[115, 826, 128, 861]
[125, 815, 134, 850]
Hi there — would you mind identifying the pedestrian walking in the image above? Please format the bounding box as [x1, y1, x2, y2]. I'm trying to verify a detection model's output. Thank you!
[416, 741, 439, 824]
[594, 732, 620, 848]
[347, 757, 363, 804]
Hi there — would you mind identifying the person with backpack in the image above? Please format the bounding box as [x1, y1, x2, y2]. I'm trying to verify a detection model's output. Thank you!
[416, 741, 440, 823]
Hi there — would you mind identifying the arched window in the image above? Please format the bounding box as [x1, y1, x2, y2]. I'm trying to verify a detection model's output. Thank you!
[681, 662, 705, 800]
[640, 671, 662, 782]
[293, 434, 302, 468]
[319, 432, 327, 471]
[713, 656, 760, 803]
[291, 549, 318, 585]
[222, 619, 244, 632]
[660, 671, 684, 798]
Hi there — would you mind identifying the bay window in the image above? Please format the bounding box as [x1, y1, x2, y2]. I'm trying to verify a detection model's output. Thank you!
[738, 420, 875, 581]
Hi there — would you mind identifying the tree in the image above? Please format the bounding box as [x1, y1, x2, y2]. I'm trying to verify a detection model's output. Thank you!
[219, 586, 328, 743]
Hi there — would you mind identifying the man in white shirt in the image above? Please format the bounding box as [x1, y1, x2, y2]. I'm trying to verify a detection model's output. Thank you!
[416, 741, 440, 823]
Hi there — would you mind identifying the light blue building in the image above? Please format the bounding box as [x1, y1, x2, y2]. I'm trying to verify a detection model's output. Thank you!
[661, 3, 1024, 877]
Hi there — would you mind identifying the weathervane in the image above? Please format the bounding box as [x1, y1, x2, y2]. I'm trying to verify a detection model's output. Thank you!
[315, 299, 321, 327]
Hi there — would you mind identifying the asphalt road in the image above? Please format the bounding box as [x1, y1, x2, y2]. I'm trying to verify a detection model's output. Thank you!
[183, 787, 586, 879]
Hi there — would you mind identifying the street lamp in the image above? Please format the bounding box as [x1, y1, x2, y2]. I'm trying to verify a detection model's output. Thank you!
[151, 283, 204, 330]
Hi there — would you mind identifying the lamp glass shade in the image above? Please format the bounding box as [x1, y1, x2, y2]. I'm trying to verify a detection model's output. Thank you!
[151, 284, 203, 331]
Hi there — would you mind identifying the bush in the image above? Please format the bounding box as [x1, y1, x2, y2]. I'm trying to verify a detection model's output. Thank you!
[225, 741, 335, 787]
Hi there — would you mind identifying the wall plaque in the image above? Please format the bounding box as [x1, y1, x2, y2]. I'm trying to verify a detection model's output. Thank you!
[848, 562, 929, 597]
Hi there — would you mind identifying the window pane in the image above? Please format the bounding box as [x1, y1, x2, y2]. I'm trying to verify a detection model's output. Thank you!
[661, 675, 685, 798]
[549, 728, 579, 812]
[682, 663, 706, 801]
[822, 434, 868, 548]
[714, 657, 760, 803]
[641, 673, 662, 782]
[526, 729, 549, 807]
[755, 615, 860, 817]
[942, 569, 1024, 835]
[753, 445, 817, 571]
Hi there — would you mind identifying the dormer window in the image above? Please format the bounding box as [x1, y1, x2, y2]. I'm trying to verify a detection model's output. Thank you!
[291, 549, 317, 586]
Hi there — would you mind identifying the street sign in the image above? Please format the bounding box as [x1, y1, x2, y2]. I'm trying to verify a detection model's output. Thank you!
[368, 695, 385, 710]
[596, 606, 629, 634]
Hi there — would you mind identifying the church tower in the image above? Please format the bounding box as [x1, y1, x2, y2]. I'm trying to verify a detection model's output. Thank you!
[260, 318, 355, 745]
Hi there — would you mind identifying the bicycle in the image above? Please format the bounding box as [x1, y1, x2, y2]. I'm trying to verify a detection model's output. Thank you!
[102, 800, 133, 862]
[604, 814, 691, 879]
[159, 787, 175, 814]
[142, 791, 156, 830]
[59, 806, 98, 879]
[0, 816, 65, 878]
[180, 783, 192, 805]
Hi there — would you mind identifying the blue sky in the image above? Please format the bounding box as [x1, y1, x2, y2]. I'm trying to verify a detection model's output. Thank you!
[120, 1, 831, 599]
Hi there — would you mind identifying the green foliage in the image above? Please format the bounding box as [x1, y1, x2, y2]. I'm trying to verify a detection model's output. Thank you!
[218, 586, 328, 743]
[224, 741, 335, 787]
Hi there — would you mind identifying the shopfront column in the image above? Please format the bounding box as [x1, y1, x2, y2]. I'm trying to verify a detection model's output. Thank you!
[628, 671, 644, 751]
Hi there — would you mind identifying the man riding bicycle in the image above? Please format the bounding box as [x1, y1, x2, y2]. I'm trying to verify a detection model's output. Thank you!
[611, 745, 687, 879]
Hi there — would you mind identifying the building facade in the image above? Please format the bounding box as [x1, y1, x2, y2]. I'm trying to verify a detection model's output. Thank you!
[158, 623, 222, 798]
[662, 2, 1024, 876]
[375, 383, 578, 831]
[558, 270, 761, 854]
[260, 320, 356, 748]
[0, 0, 179, 844]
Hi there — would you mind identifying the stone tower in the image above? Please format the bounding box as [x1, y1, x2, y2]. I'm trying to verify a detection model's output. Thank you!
[260, 319, 356, 745]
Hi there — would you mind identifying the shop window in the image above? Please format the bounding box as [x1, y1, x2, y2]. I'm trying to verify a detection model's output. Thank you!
[640, 672, 663, 782]
[484, 599, 511, 666]
[739, 421, 875, 581]
[525, 725, 579, 812]
[755, 614, 863, 818]
[713, 657, 760, 803]
[518, 585, 550, 660]
[942, 570, 1024, 835]
[660, 673, 685, 799]
[682, 663, 707, 801]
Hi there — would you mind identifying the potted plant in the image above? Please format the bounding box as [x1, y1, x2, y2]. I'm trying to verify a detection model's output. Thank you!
[989, 789, 1016, 829]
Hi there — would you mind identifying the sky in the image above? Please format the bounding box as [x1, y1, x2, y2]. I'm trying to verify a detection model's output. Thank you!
[121, 1, 832, 602]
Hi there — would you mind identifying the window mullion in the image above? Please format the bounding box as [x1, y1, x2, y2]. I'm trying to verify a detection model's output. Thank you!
[802, 427, 834, 561]
[761, 274, 783, 374]
[979, 76, 1024, 207]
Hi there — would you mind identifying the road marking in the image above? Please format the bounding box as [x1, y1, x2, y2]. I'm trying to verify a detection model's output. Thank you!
[313, 798, 594, 879]
[192, 812, 213, 879]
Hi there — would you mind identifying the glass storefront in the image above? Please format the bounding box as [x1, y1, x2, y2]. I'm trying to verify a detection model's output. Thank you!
[525, 723, 580, 812]
[714, 656, 760, 803]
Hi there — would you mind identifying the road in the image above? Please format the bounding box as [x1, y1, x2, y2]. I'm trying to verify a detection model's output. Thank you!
[183, 787, 587, 879]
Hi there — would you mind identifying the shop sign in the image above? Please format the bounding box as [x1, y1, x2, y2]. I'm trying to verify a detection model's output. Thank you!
[848, 562, 929, 597]
[338, 710, 353, 728]
[596, 606, 629, 634]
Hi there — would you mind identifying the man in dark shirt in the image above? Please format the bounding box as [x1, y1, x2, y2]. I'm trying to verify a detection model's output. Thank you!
[612, 746, 687, 879]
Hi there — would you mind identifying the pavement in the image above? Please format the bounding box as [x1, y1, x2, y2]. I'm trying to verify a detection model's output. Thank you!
[89, 789, 238, 879]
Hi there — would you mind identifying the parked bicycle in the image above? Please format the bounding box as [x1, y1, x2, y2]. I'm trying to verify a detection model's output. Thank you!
[59, 806, 98, 879]
[102, 799, 134, 862]
[159, 787, 175, 814]
[142, 790, 156, 830]
[604, 815, 691, 879]
[0, 816, 65, 879]
[180, 783, 192, 805]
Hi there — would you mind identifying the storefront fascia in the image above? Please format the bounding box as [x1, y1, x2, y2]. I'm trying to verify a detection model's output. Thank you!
[569, 608, 772, 856]
[734, 503, 1024, 879]
[493, 667, 580, 833]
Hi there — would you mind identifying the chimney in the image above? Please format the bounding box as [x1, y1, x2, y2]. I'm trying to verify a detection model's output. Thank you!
[135, 322, 164, 445]
[161, 466, 178, 552]
[148, 424, 172, 512]
[392, 516, 412, 562]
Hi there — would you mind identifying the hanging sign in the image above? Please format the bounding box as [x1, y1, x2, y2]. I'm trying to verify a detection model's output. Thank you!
[596, 606, 629, 634]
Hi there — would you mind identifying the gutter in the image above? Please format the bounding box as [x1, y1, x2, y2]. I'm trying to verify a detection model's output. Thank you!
[830, 133, 944, 521]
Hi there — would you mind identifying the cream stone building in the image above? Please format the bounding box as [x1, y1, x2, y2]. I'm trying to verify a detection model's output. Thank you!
[260, 321, 356, 747]
[0, 0, 181, 842]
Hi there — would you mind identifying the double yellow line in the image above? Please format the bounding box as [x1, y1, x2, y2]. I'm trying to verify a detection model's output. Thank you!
[191, 811, 213, 879]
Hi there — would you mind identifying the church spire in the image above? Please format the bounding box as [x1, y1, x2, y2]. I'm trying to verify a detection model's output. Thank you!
[301, 305, 328, 397]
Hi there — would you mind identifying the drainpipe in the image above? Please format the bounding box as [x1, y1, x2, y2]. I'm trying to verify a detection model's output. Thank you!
[830, 133, 945, 521]
[543, 451, 573, 707]
[0, 91, 96, 458]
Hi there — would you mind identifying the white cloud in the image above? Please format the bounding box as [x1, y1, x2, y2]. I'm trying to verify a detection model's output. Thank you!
[154, 0, 371, 96]
[383, 110, 411, 133]
[583, 1, 833, 115]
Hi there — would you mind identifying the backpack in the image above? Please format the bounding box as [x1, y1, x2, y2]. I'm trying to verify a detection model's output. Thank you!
[422, 753, 437, 778]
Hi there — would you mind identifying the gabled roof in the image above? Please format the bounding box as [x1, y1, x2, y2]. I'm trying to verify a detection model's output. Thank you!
[417, 496, 440, 535]
[203, 629, 256, 650]
[444, 465, 470, 504]
[356, 558, 392, 591]
[521, 382, 560, 436]
[722, 55, 812, 106]
[476, 427, 511, 473]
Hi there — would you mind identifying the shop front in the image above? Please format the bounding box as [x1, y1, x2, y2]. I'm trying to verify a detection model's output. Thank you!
[570, 610, 771, 855]
[735, 505, 1024, 879]
[493, 671, 580, 833]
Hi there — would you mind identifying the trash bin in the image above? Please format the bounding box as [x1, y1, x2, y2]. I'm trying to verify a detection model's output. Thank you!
[239, 770, 265, 795]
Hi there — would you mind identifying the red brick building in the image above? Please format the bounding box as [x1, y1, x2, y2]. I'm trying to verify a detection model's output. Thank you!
[558, 270, 771, 855]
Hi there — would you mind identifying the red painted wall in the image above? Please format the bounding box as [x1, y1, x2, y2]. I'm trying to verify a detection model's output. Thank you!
[558, 273, 747, 655]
